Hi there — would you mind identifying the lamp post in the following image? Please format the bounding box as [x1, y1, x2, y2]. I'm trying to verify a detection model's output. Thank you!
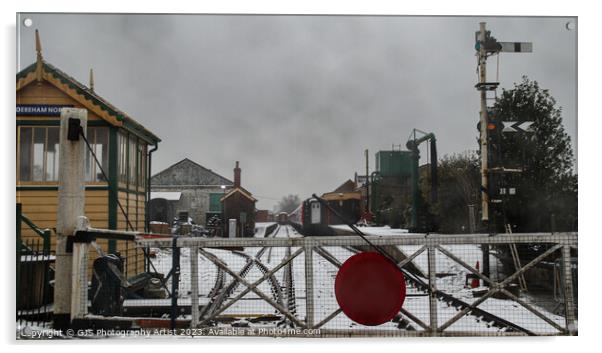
[220, 185, 226, 237]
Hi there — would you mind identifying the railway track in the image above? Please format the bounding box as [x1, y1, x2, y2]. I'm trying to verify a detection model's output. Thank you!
[307, 195, 535, 334]
[199, 225, 285, 324]
[278, 226, 298, 328]
[343, 246, 534, 335]
[313, 245, 417, 330]
[198, 223, 530, 333]
[207, 267, 225, 299]
[230, 249, 284, 306]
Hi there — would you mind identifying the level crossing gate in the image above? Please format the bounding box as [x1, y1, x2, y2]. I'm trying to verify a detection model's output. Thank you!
[70, 225, 577, 337]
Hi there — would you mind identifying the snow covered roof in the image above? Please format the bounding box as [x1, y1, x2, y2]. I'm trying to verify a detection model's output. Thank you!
[150, 191, 182, 201]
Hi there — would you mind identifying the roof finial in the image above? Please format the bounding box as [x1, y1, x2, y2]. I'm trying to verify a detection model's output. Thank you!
[35, 29, 42, 60]
[35, 29, 43, 82]
[89, 68, 95, 92]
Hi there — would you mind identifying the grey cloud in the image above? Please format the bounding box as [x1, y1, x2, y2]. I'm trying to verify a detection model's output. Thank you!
[18, 14, 577, 209]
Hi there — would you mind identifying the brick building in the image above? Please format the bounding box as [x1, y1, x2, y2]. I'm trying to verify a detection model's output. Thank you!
[221, 161, 257, 237]
[150, 158, 233, 225]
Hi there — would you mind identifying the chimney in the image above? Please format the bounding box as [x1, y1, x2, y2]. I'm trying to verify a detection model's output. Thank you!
[234, 161, 241, 188]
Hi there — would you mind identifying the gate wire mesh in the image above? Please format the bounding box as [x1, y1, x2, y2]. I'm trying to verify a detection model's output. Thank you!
[17, 238, 54, 331]
[82, 226, 576, 337]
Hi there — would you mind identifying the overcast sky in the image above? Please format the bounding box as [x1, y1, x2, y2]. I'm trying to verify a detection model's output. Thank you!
[17, 14, 577, 210]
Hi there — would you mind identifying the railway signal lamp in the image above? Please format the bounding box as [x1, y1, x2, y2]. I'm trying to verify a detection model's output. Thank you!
[475, 30, 501, 53]
[476, 116, 502, 137]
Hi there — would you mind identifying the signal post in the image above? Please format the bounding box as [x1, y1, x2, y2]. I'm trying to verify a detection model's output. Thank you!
[475, 22, 532, 278]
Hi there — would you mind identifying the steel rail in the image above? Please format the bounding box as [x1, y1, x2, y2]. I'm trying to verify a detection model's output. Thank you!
[278, 226, 298, 328]
[199, 249, 307, 328]
[344, 243, 534, 335]
[204, 248, 304, 323]
[198, 225, 285, 326]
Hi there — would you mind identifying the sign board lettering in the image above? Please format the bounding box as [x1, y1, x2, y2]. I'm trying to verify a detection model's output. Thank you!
[16, 104, 74, 116]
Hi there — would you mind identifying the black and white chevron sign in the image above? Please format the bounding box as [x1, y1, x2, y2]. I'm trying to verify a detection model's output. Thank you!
[502, 121, 534, 133]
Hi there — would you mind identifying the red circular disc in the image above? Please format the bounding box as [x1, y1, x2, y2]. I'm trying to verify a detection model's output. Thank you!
[335, 251, 406, 326]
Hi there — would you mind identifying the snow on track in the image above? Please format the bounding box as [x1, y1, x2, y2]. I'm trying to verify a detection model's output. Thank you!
[149, 225, 565, 334]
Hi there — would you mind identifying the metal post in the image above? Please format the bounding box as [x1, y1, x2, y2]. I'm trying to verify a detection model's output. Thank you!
[146, 143, 159, 233]
[477, 24, 492, 278]
[482, 245, 490, 281]
[42, 229, 51, 255]
[478, 22, 490, 223]
[54, 108, 87, 330]
[468, 204, 476, 233]
[410, 142, 419, 230]
[304, 244, 314, 328]
[427, 246, 438, 336]
[190, 246, 200, 328]
[430, 137, 438, 204]
[171, 236, 181, 332]
[16, 203, 22, 315]
[365, 149, 370, 213]
[561, 246, 577, 335]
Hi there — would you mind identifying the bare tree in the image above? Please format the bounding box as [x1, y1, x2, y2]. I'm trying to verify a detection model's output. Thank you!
[436, 152, 480, 233]
[276, 194, 301, 214]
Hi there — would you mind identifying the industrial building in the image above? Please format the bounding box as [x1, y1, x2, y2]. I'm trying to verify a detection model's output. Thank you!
[367, 132, 438, 231]
[370, 150, 415, 228]
[150, 158, 234, 226]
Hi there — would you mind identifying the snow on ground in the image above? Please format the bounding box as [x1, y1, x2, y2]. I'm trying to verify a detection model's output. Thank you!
[254, 222, 276, 238]
[147, 225, 566, 335]
[331, 225, 409, 235]
[16, 225, 567, 337]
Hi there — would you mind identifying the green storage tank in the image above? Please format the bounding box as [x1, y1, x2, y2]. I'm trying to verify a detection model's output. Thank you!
[375, 151, 414, 177]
